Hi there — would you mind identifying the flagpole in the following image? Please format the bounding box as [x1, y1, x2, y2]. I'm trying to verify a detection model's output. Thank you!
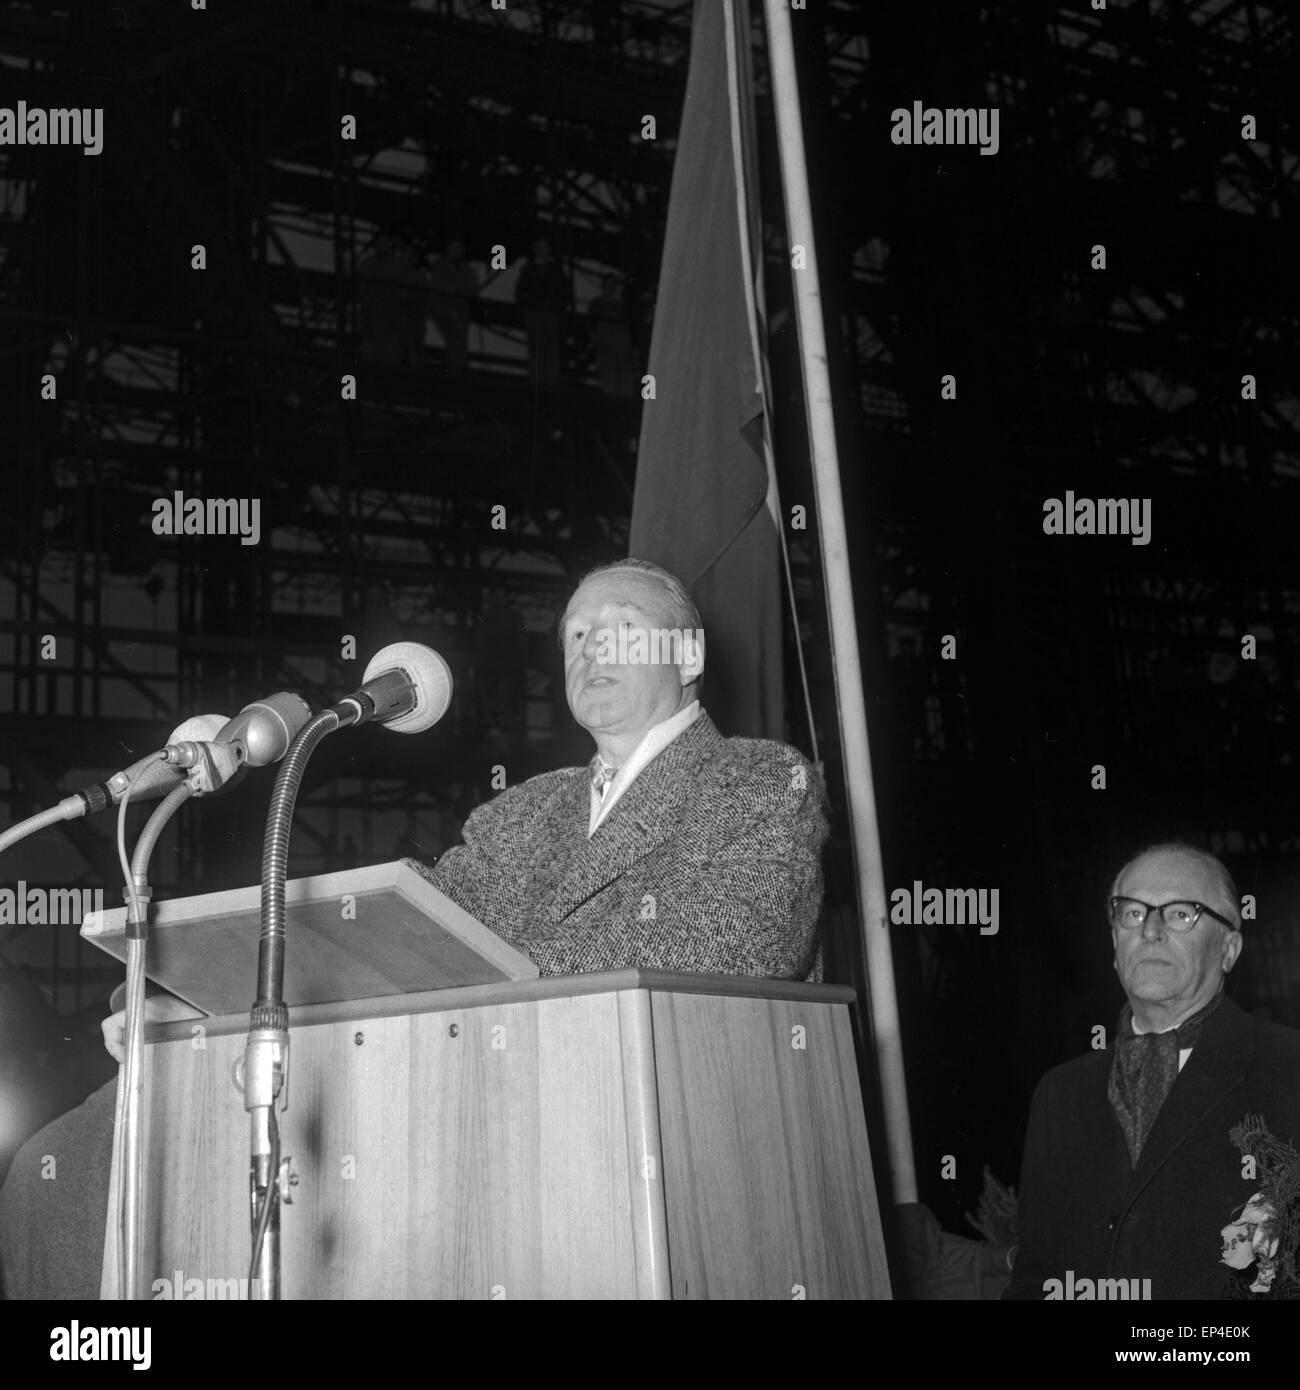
[761, 0, 917, 1206]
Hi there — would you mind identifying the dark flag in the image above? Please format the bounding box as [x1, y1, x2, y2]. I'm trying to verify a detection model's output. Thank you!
[630, 0, 783, 739]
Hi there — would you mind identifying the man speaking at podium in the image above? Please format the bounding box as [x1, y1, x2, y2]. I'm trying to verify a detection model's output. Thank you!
[419, 557, 829, 981]
[0, 559, 827, 1300]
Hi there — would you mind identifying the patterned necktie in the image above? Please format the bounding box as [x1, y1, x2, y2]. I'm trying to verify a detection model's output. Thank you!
[590, 759, 619, 797]
[1107, 988, 1225, 1167]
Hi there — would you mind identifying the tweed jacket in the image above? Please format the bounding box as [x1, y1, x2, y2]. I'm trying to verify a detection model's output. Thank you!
[415, 710, 828, 979]
[1004, 997, 1300, 1300]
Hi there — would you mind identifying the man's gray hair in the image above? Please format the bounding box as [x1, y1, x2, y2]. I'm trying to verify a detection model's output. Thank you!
[1109, 842, 1242, 930]
[556, 556, 700, 686]
[581, 557, 701, 630]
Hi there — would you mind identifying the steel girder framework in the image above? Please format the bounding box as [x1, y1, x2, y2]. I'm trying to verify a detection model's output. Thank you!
[2, 0, 1297, 1014]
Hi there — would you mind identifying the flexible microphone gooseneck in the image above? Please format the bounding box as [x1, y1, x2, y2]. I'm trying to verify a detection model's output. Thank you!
[244, 646, 453, 1300]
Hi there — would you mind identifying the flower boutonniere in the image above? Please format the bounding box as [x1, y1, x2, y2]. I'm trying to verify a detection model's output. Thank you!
[1221, 1113, 1300, 1298]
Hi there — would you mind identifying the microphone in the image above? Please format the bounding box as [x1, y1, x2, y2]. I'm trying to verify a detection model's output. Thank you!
[217, 693, 314, 766]
[4, 701, 312, 858]
[163, 693, 313, 781]
[333, 642, 453, 734]
[102, 714, 231, 807]
[99, 695, 313, 807]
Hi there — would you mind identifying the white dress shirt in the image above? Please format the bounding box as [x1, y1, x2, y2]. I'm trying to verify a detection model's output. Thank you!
[588, 700, 701, 837]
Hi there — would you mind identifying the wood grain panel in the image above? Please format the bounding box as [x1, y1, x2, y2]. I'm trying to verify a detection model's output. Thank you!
[651, 992, 891, 1300]
[138, 1029, 249, 1298]
[123, 992, 662, 1298]
[615, 990, 672, 1298]
[104, 982, 887, 1299]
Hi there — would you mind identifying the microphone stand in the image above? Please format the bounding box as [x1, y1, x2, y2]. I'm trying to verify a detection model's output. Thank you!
[243, 705, 357, 1300]
[115, 739, 240, 1297]
[241, 668, 425, 1298]
[117, 781, 193, 1299]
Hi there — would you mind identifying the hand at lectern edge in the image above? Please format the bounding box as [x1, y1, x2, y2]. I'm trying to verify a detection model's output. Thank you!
[102, 991, 204, 1064]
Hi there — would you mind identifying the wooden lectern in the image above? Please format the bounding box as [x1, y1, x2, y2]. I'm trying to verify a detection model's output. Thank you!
[89, 868, 891, 1299]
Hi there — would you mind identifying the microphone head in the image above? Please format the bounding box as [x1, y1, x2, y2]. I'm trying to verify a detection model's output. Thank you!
[109, 714, 229, 803]
[360, 642, 453, 734]
[217, 692, 313, 766]
[173, 713, 230, 744]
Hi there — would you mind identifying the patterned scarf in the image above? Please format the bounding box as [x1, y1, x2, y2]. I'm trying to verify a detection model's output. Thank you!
[1107, 989, 1225, 1167]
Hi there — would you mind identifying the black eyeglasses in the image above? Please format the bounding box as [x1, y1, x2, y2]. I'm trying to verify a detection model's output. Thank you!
[1109, 896, 1237, 933]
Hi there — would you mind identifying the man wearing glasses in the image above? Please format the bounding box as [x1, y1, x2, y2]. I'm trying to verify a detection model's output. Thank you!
[1005, 842, 1300, 1299]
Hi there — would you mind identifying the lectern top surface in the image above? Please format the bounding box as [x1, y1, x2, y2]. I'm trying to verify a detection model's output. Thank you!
[80, 859, 538, 1016]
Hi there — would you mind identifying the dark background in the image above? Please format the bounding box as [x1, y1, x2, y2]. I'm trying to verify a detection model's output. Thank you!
[1, 0, 1297, 1248]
